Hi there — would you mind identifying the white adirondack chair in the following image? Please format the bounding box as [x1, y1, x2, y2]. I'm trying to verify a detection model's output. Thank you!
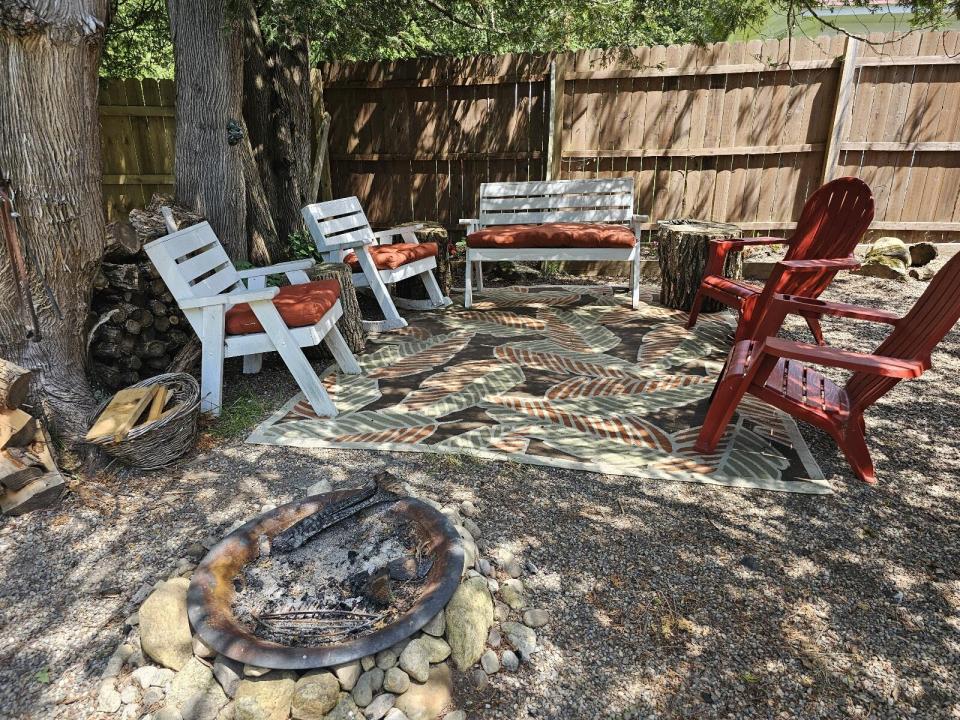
[143, 221, 361, 417]
[302, 197, 452, 332]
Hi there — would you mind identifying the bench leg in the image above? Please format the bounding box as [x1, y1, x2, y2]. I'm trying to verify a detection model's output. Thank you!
[630, 251, 641, 310]
[474, 261, 484, 292]
[464, 252, 473, 308]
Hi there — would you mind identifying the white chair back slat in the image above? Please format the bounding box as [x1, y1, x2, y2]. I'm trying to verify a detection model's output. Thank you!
[478, 178, 635, 227]
[143, 222, 241, 302]
[302, 198, 376, 252]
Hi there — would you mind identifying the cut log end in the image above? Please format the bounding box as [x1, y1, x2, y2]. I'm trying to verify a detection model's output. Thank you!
[0, 359, 32, 410]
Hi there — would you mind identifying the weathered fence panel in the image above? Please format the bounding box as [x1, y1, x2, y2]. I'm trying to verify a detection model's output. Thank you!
[319, 30, 960, 240]
[99, 77, 175, 221]
[98, 31, 960, 240]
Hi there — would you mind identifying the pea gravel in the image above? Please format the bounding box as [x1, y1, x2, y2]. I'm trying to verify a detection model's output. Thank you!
[0, 263, 958, 720]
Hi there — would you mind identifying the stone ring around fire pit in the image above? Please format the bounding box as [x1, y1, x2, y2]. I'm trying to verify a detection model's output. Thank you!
[187, 488, 464, 671]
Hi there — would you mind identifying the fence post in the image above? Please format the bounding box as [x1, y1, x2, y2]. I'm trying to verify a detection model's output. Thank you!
[822, 37, 860, 184]
[546, 54, 568, 181]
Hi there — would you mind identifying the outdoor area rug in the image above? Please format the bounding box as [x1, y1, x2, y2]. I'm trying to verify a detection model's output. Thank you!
[248, 285, 828, 494]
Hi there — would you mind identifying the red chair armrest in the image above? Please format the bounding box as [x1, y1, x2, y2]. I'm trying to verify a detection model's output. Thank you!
[772, 295, 901, 325]
[760, 338, 928, 378]
[776, 257, 861, 271]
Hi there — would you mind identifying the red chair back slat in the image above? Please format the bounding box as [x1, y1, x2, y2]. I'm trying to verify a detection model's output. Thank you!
[780, 177, 875, 298]
[847, 251, 960, 410]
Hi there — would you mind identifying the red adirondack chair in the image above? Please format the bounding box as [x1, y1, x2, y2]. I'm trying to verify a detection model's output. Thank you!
[687, 177, 874, 344]
[695, 251, 960, 484]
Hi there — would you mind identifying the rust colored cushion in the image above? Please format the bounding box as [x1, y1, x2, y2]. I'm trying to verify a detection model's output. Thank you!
[344, 242, 439, 271]
[224, 279, 341, 336]
[467, 223, 637, 249]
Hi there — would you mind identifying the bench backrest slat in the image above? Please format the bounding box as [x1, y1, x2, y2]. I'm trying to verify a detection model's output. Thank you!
[478, 178, 635, 227]
[302, 197, 376, 257]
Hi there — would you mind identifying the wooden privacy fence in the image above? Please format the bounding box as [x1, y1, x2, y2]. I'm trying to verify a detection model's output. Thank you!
[322, 30, 960, 240]
[99, 77, 176, 220]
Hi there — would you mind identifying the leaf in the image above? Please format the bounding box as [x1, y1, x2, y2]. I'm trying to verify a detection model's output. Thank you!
[439, 311, 545, 338]
[471, 287, 582, 309]
[435, 421, 535, 454]
[287, 409, 439, 445]
[399, 361, 525, 417]
[543, 375, 715, 417]
[520, 423, 672, 467]
[34, 668, 50, 684]
[637, 319, 732, 369]
[484, 394, 672, 452]
[735, 396, 794, 447]
[282, 374, 382, 420]
[536, 307, 621, 353]
[494, 340, 645, 379]
[661, 420, 790, 481]
[368, 325, 433, 344]
[362, 331, 475, 379]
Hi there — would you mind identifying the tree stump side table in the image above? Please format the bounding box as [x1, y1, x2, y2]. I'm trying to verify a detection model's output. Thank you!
[392, 222, 454, 300]
[655, 219, 743, 312]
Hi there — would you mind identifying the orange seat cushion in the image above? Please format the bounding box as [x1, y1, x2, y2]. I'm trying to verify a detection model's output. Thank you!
[224, 280, 341, 336]
[467, 223, 637, 249]
[344, 242, 439, 271]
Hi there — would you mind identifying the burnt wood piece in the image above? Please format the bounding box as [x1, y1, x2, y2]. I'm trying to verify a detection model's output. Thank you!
[104, 220, 143, 260]
[656, 219, 743, 312]
[0, 359, 31, 410]
[271, 477, 380, 554]
[101, 262, 142, 291]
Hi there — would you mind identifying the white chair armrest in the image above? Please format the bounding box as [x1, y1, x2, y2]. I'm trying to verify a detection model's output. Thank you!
[179, 287, 279, 309]
[631, 214, 650, 237]
[458, 218, 479, 226]
[632, 214, 650, 223]
[236, 259, 315, 279]
[373, 224, 423, 245]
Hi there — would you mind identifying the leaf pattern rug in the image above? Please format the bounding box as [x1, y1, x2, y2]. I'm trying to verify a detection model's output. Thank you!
[248, 286, 829, 494]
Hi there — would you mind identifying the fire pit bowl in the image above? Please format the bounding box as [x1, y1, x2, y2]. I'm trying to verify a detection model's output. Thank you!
[187, 489, 464, 670]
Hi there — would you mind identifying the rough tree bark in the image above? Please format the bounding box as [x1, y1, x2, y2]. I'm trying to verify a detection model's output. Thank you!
[0, 1, 110, 442]
[242, 6, 313, 255]
[167, 0, 248, 261]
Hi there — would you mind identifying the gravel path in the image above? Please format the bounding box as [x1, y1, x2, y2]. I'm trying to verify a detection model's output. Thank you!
[1, 265, 958, 720]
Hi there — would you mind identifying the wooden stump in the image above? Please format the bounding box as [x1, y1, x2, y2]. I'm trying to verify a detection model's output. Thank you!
[393, 223, 453, 299]
[656, 219, 743, 312]
[0, 360, 31, 410]
[308, 262, 365, 354]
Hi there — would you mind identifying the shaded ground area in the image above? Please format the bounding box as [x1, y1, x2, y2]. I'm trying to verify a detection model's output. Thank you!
[1, 264, 958, 720]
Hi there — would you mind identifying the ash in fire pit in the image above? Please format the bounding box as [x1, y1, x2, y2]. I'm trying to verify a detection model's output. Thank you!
[231, 477, 435, 647]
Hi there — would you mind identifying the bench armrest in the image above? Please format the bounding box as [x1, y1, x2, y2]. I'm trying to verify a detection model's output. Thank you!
[776, 257, 860, 272]
[374, 224, 423, 244]
[760, 337, 928, 378]
[236, 259, 315, 279]
[179, 287, 279, 309]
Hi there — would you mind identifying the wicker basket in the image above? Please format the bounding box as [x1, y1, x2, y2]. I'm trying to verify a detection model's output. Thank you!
[87, 373, 201, 469]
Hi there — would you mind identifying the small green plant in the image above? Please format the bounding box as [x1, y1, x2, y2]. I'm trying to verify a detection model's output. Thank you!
[288, 230, 322, 262]
[210, 391, 272, 439]
[34, 667, 50, 684]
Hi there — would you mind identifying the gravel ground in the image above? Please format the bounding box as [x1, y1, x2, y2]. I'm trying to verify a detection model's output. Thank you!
[1, 262, 958, 720]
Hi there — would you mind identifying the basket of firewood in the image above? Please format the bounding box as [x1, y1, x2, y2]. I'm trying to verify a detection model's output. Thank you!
[85, 373, 200, 469]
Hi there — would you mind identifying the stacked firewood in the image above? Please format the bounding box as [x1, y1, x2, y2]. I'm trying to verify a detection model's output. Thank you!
[0, 360, 64, 516]
[89, 197, 203, 389]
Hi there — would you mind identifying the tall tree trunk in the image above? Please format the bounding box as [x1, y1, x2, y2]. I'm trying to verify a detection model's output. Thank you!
[0, 1, 110, 442]
[242, 7, 313, 254]
[167, 0, 248, 261]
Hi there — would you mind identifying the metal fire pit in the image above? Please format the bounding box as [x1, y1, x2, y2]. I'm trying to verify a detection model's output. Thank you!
[187, 489, 464, 670]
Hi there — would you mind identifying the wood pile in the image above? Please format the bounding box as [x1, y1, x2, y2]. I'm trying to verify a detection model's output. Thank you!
[0, 360, 65, 516]
[89, 196, 204, 389]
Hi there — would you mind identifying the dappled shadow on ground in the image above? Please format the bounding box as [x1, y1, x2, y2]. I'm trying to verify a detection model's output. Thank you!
[1, 271, 958, 719]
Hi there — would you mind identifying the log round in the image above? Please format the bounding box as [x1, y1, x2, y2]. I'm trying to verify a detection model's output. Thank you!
[307, 262, 365, 354]
[655, 219, 743, 312]
[393, 223, 453, 300]
[0, 360, 32, 410]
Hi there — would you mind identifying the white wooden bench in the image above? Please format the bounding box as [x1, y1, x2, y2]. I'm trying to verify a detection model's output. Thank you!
[459, 178, 648, 309]
[302, 197, 451, 332]
[144, 222, 361, 417]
